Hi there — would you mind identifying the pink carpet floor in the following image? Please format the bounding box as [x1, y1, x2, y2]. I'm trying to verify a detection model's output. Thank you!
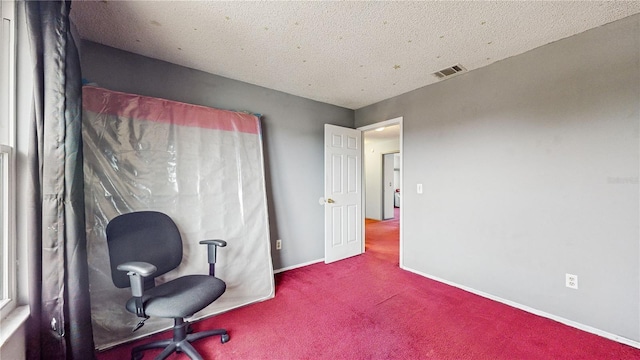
[97, 209, 640, 359]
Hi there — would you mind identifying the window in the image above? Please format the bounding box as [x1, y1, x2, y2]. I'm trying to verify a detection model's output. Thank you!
[0, 0, 17, 320]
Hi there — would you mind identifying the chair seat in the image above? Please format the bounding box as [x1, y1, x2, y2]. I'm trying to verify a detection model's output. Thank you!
[126, 275, 226, 318]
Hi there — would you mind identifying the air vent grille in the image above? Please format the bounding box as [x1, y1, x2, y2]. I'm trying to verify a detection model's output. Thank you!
[432, 64, 466, 79]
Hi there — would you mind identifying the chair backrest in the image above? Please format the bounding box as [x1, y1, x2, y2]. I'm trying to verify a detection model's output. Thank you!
[106, 211, 184, 288]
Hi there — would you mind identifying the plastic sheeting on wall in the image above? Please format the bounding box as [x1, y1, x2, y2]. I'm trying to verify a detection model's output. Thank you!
[81, 86, 274, 350]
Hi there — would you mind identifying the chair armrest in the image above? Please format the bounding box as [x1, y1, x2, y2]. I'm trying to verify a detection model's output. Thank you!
[199, 239, 227, 276]
[199, 239, 227, 248]
[199, 239, 227, 263]
[116, 261, 157, 298]
[117, 261, 157, 277]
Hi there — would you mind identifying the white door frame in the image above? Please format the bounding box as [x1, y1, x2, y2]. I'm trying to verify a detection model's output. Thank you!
[358, 117, 403, 267]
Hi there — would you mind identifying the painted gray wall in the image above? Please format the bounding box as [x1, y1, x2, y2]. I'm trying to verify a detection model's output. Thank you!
[79, 41, 354, 270]
[356, 14, 640, 342]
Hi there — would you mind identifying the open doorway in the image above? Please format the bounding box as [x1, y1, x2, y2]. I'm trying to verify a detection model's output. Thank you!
[359, 117, 402, 266]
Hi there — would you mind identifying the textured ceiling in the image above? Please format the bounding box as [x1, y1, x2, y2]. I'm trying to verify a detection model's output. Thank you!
[70, 1, 640, 110]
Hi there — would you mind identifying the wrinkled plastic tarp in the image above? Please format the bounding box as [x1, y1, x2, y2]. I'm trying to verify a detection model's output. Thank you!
[82, 86, 274, 350]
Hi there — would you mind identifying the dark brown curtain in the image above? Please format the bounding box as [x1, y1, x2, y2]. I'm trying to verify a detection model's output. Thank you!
[25, 1, 95, 359]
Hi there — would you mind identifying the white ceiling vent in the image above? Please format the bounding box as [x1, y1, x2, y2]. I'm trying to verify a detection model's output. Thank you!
[432, 64, 467, 79]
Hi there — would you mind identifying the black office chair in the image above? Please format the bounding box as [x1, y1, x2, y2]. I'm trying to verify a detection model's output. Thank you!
[106, 211, 229, 360]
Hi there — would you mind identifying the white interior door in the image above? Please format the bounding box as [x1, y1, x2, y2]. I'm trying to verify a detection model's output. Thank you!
[383, 153, 395, 220]
[324, 124, 362, 264]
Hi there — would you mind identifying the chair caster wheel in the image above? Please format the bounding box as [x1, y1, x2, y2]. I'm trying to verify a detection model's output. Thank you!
[221, 334, 230, 343]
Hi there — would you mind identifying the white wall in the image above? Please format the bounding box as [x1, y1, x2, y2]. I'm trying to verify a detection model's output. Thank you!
[356, 14, 640, 344]
[364, 136, 399, 220]
[0, 325, 24, 360]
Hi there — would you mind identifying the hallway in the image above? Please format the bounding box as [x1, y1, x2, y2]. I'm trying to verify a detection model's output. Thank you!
[365, 207, 400, 265]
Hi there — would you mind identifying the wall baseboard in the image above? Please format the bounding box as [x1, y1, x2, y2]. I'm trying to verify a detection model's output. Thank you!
[274, 258, 324, 274]
[400, 265, 640, 350]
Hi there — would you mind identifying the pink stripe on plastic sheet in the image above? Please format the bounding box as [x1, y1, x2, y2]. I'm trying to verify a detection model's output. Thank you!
[82, 85, 259, 134]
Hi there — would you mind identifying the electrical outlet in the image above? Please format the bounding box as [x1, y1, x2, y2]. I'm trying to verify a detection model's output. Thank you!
[566, 273, 578, 289]
[276, 239, 282, 250]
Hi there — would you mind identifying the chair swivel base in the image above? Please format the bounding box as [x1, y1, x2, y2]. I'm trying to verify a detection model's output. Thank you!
[132, 318, 229, 360]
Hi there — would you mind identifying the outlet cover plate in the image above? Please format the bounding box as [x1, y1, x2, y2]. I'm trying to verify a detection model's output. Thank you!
[566, 273, 578, 289]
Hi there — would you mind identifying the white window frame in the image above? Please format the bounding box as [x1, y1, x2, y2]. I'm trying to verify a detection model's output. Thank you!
[0, 146, 15, 318]
[0, 0, 17, 321]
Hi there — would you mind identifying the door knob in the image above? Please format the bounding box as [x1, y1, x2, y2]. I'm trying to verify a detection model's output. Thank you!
[327, 198, 335, 203]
